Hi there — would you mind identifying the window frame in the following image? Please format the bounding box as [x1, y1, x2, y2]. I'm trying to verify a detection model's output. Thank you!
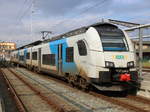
[42, 54, 56, 66]
[77, 40, 87, 56]
[95, 26, 129, 52]
[19, 55, 24, 61]
[100, 34, 129, 52]
[26, 52, 30, 59]
[32, 51, 37, 60]
[66, 47, 74, 62]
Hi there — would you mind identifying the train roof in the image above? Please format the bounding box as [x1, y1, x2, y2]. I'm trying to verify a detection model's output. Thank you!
[16, 40, 42, 50]
[43, 22, 118, 43]
[16, 22, 118, 50]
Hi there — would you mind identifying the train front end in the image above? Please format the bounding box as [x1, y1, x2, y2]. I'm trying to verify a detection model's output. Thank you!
[86, 23, 140, 94]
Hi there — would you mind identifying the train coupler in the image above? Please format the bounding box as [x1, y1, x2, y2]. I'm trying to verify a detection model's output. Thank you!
[119, 73, 131, 82]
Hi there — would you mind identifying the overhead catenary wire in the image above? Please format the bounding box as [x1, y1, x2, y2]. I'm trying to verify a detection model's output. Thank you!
[9, 0, 31, 44]
[16, 0, 28, 20]
[49, 0, 109, 33]
[68, 0, 111, 30]
[12, 0, 36, 46]
[15, 0, 109, 38]
[16, 0, 31, 24]
[18, 1, 33, 24]
[15, 0, 109, 43]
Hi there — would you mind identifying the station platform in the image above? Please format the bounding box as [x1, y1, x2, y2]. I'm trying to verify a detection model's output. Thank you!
[138, 71, 150, 98]
[0, 69, 19, 112]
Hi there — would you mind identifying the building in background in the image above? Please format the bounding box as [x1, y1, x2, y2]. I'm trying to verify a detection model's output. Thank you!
[132, 40, 150, 63]
[0, 42, 16, 61]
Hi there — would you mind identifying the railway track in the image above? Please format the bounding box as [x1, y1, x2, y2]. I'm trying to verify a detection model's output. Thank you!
[3, 67, 130, 112]
[90, 92, 150, 112]
[143, 69, 150, 72]
[0, 68, 80, 112]
[18, 67, 150, 112]
[0, 68, 26, 112]
[143, 67, 150, 69]
[1, 66, 150, 112]
[140, 67, 150, 72]
[16, 67, 150, 112]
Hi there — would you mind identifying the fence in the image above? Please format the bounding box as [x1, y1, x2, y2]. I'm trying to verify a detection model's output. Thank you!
[125, 24, 150, 76]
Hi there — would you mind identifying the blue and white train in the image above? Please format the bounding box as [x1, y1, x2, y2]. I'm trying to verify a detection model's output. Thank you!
[11, 22, 140, 94]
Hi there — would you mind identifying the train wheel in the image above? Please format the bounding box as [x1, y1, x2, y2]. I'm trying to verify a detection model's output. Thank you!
[73, 75, 79, 87]
[34, 67, 40, 73]
[37, 68, 40, 73]
[68, 75, 75, 87]
[79, 78, 89, 91]
[29, 66, 33, 71]
[27, 65, 29, 69]
[33, 67, 36, 72]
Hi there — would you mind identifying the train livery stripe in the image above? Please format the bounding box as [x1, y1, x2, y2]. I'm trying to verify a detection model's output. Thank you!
[24, 48, 27, 63]
[49, 41, 59, 68]
[49, 38, 78, 74]
[62, 41, 78, 74]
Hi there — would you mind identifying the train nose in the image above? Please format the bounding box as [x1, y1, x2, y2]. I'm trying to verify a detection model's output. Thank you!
[120, 73, 131, 81]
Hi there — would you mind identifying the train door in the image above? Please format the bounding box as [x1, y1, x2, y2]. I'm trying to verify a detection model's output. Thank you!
[58, 44, 63, 75]
[75, 40, 89, 76]
[38, 48, 41, 70]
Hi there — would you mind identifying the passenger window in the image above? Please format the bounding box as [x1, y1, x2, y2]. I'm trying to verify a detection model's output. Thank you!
[19, 55, 24, 61]
[77, 40, 87, 56]
[26, 53, 30, 59]
[66, 47, 74, 62]
[32, 52, 37, 60]
[42, 54, 55, 66]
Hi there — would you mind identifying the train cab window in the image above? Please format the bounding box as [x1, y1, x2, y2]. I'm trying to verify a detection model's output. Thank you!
[26, 53, 30, 59]
[100, 33, 128, 51]
[94, 26, 129, 51]
[42, 54, 55, 66]
[32, 52, 37, 60]
[77, 40, 87, 56]
[66, 47, 74, 62]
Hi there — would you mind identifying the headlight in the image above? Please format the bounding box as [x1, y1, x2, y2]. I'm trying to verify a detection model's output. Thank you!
[127, 61, 134, 68]
[105, 61, 114, 68]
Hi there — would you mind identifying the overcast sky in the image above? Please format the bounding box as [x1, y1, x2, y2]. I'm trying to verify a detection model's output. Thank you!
[0, 0, 150, 47]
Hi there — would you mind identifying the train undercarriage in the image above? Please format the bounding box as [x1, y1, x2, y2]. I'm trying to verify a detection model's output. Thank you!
[10, 61, 141, 95]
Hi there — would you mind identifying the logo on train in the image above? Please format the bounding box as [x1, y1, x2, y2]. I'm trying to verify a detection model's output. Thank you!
[116, 55, 124, 59]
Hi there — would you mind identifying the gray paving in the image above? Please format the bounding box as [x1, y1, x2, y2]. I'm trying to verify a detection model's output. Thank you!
[138, 71, 150, 98]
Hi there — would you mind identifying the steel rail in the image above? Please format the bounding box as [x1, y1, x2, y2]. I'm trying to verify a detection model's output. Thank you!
[7, 68, 79, 112]
[142, 67, 150, 72]
[143, 67, 150, 69]
[0, 69, 27, 112]
[90, 92, 150, 112]
[17, 67, 150, 112]
[143, 70, 150, 72]
[127, 95, 150, 105]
